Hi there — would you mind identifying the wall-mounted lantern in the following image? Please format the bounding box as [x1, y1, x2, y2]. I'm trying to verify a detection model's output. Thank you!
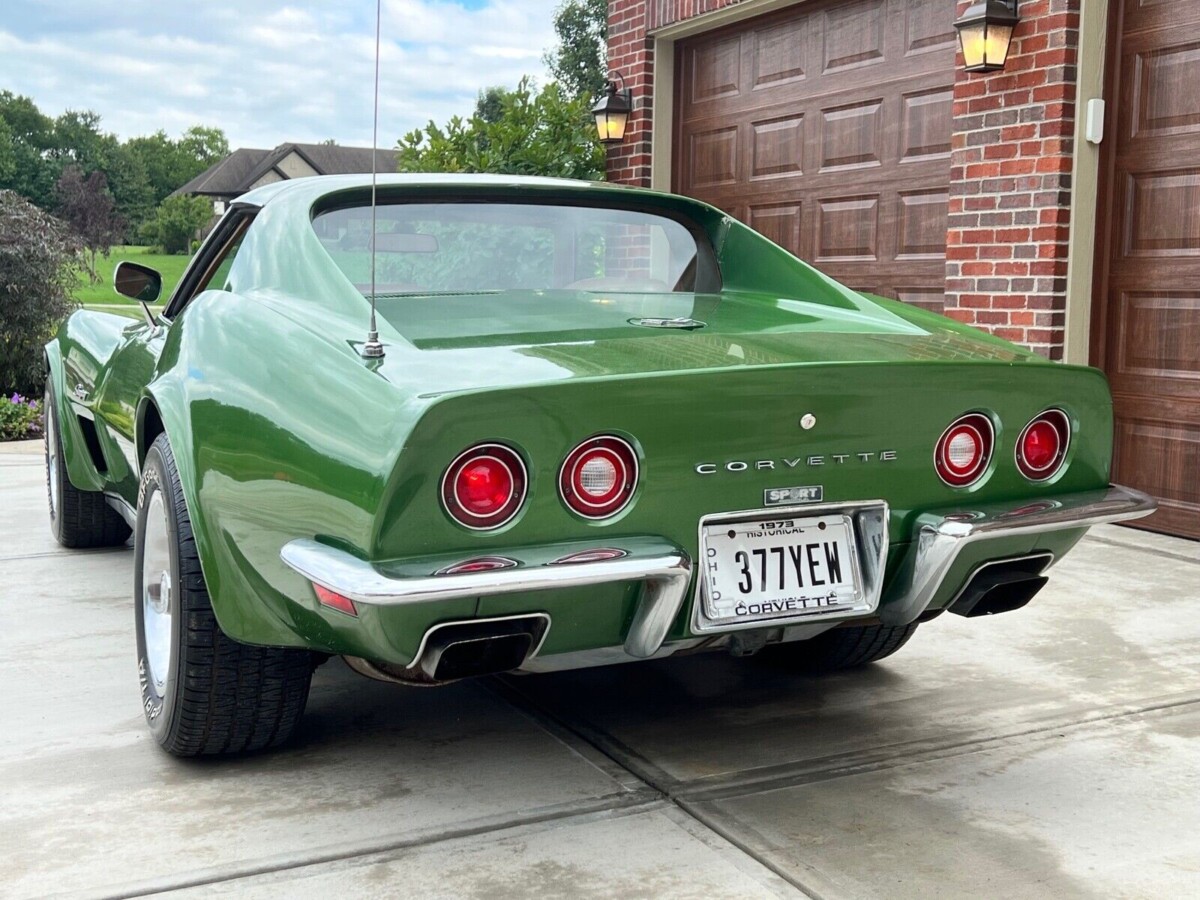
[592, 72, 632, 145]
[953, 0, 1020, 72]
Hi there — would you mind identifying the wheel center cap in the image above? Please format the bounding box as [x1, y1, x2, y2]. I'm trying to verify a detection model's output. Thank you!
[153, 571, 172, 614]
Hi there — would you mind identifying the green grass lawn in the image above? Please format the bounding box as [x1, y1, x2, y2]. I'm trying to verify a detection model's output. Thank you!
[75, 246, 192, 307]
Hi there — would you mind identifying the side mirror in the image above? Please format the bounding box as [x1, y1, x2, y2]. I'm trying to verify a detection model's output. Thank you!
[113, 261, 163, 303]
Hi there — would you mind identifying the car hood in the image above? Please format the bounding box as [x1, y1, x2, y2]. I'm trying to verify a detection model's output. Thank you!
[368, 289, 1044, 397]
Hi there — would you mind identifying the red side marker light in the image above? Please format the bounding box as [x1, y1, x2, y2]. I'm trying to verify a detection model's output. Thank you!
[314, 583, 358, 617]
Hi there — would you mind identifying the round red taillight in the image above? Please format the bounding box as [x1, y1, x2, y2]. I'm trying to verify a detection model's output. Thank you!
[935, 413, 994, 487]
[1016, 410, 1070, 481]
[559, 435, 638, 520]
[441, 444, 527, 530]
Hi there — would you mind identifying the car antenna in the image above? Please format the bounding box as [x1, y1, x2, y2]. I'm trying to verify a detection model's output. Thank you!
[360, 0, 385, 359]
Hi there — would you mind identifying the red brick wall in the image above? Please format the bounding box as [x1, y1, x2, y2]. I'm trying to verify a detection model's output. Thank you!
[606, 1, 652, 186]
[607, 0, 1081, 359]
[944, 0, 1080, 359]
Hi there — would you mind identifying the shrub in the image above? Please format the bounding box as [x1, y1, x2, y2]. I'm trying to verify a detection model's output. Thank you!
[0, 190, 81, 396]
[140, 194, 212, 254]
[0, 392, 43, 441]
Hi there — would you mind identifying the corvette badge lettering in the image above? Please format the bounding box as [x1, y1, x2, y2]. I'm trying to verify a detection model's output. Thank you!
[696, 450, 897, 475]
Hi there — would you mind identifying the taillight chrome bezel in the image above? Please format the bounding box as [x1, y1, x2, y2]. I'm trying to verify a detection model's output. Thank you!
[558, 435, 639, 520]
[440, 443, 528, 531]
[1015, 408, 1071, 482]
[434, 556, 520, 576]
[934, 412, 995, 488]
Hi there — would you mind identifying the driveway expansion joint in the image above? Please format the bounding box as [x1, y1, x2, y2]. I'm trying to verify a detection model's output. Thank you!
[66, 792, 664, 900]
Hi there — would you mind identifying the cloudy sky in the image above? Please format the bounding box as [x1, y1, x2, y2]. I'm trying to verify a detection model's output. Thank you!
[0, 0, 558, 149]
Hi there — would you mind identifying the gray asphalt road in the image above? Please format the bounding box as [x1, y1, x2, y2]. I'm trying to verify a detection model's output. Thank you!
[2, 438, 1198, 899]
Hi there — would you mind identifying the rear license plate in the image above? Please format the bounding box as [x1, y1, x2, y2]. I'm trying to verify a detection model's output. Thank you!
[700, 513, 867, 625]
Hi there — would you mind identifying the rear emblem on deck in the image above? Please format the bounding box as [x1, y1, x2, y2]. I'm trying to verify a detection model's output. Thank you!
[764, 485, 824, 506]
[628, 317, 705, 330]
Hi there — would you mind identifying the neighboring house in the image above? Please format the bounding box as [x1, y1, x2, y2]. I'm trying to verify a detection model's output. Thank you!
[172, 142, 398, 217]
[606, 0, 1199, 541]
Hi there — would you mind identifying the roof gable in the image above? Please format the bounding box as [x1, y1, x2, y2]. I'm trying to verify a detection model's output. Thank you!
[172, 143, 399, 199]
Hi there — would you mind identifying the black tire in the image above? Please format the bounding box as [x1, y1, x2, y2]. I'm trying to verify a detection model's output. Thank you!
[44, 383, 131, 548]
[758, 622, 920, 673]
[135, 433, 313, 756]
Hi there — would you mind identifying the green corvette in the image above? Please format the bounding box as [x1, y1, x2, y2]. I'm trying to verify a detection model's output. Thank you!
[44, 174, 1154, 756]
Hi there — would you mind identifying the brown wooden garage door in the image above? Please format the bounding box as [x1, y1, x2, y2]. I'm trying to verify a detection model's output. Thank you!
[1093, 0, 1200, 540]
[673, 0, 957, 312]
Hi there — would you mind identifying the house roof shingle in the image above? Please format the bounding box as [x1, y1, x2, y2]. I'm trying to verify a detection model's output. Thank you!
[172, 143, 399, 198]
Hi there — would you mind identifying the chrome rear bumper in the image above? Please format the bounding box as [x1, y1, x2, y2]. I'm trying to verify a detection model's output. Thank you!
[281, 537, 692, 659]
[281, 484, 1154, 662]
[880, 483, 1156, 625]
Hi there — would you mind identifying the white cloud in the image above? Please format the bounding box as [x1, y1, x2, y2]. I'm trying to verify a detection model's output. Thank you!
[0, 0, 559, 149]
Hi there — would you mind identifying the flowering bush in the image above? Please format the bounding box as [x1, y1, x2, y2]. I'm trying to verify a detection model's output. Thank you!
[0, 392, 43, 441]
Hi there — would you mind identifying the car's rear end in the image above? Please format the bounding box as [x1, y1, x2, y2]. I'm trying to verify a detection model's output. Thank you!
[279, 330, 1151, 682]
[268, 176, 1152, 683]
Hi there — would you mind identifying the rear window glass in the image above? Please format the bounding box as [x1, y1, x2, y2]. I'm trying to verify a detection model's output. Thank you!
[312, 202, 706, 295]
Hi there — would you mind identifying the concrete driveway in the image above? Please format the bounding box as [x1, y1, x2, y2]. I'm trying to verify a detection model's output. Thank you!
[2, 438, 1198, 899]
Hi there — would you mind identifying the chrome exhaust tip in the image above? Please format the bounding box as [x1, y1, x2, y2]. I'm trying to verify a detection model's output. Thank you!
[343, 613, 550, 686]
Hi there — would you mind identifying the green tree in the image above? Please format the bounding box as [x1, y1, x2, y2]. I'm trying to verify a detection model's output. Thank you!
[125, 126, 229, 203]
[0, 92, 61, 208]
[104, 144, 156, 235]
[0, 190, 80, 395]
[177, 125, 229, 167]
[140, 194, 212, 254]
[544, 0, 608, 101]
[474, 86, 508, 124]
[397, 78, 604, 181]
[0, 92, 55, 148]
[52, 109, 111, 170]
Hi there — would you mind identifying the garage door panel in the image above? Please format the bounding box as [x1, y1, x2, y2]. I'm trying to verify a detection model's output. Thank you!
[897, 190, 950, 259]
[1108, 291, 1200, 395]
[750, 115, 805, 179]
[1111, 416, 1200, 536]
[751, 17, 809, 89]
[816, 195, 880, 261]
[896, 287, 946, 314]
[675, 0, 954, 305]
[687, 126, 740, 188]
[1120, 169, 1200, 258]
[903, 0, 959, 55]
[689, 34, 743, 104]
[819, 99, 884, 171]
[900, 87, 954, 161]
[821, 0, 887, 75]
[1127, 41, 1200, 140]
[748, 203, 803, 251]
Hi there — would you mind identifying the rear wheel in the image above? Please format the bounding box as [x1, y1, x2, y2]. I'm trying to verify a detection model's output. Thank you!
[135, 433, 313, 756]
[44, 383, 131, 548]
[758, 622, 920, 673]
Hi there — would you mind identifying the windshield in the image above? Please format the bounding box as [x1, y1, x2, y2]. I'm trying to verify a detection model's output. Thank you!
[312, 202, 707, 295]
